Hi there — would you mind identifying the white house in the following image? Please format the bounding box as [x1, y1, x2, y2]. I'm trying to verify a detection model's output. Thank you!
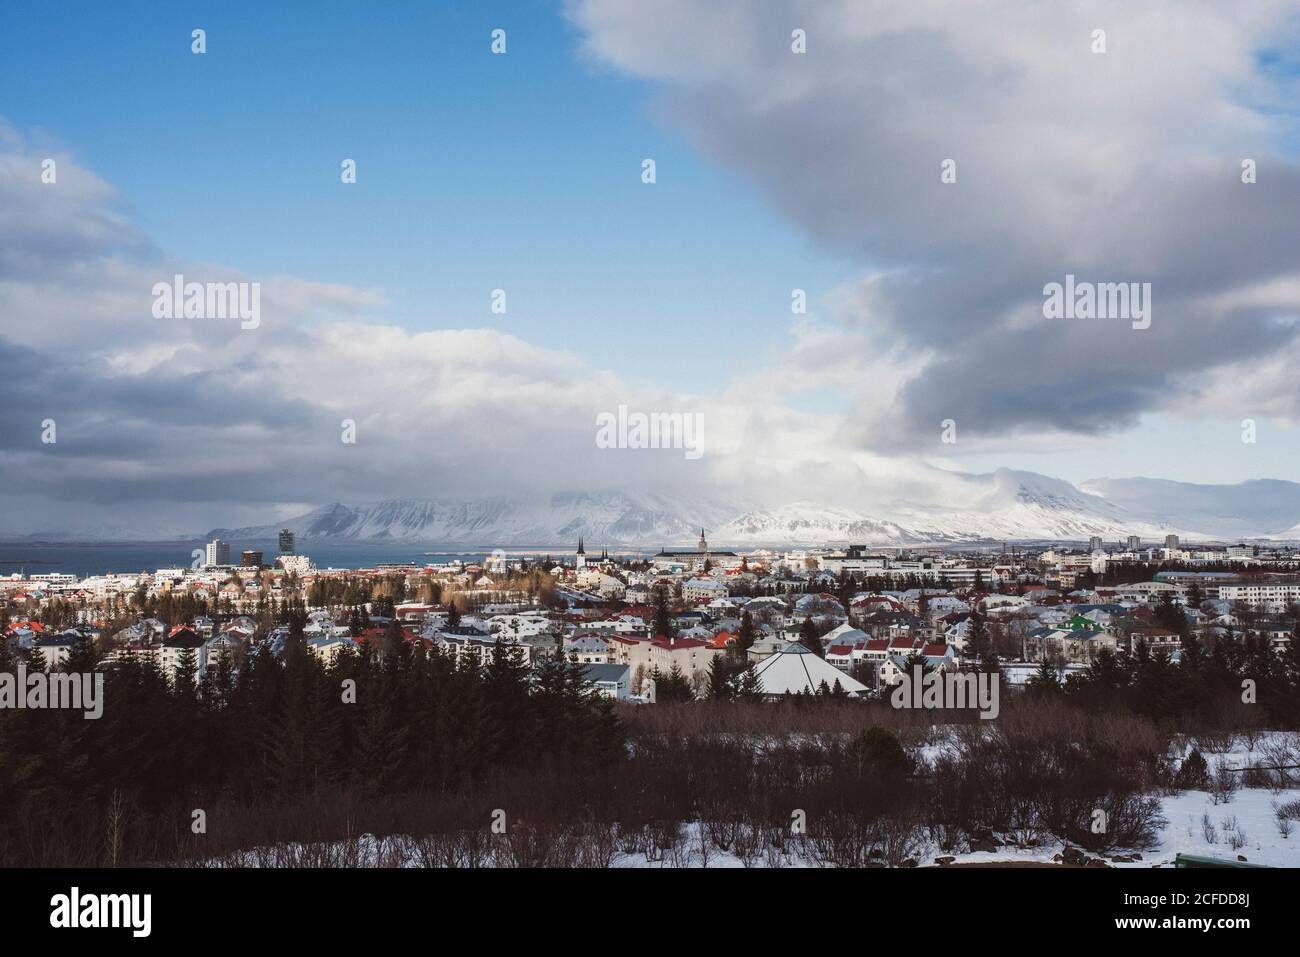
[160, 628, 208, 683]
[581, 663, 631, 700]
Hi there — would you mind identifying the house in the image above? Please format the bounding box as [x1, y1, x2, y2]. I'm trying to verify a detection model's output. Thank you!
[745, 635, 788, 663]
[1128, 625, 1182, 655]
[565, 634, 611, 663]
[581, 663, 631, 700]
[793, 593, 846, 621]
[682, 578, 728, 603]
[160, 627, 207, 682]
[32, 631, 77, 670]
[307, 634, 358, 663]
[878, 645, 956, 686]
[819, 622, 867, 648]
[645, 636, 721, 684]
[607, 634, 721, 686]
[204, 629, 246, 665]
[437, 630, 532, 667]
[825, 643, 858, 671]
[393, 603, 435, 622]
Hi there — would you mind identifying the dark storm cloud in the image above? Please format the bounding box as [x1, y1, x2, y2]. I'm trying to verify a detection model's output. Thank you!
[574, 0, 1300, 447]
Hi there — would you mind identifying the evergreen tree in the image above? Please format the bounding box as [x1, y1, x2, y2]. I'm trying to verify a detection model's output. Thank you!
[735, 663, 762, 700]
[64, 630, 100, 674]
[736, 611, 756, 657]
[705, 654, 734, 700]
[652, 588, 676, 640]
[1027, 654, 1061, 696]
[799, 617, 824, 657]
[964, 612, 987, 665]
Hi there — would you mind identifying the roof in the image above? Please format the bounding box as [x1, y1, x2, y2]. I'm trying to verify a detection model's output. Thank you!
[752, 642, 869, 697]
[581, 663, 630, 684]
[163, 628, 205, 649]
[650, 636, 710, 650]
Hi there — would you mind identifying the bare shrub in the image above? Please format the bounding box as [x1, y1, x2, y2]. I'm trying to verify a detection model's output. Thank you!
[1209, 760, 1239, 805]
[1274, 800, 1297, 839]
[1196, 730, 1237, 754]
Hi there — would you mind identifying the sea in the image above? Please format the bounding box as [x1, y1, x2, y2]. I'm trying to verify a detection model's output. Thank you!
[0, 540, 592, 578]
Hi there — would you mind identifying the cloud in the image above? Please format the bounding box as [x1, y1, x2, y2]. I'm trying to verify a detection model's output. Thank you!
[0, 123, 800, 533]
[9, 0, 1300, 537]
[569, 0, 1300, 447]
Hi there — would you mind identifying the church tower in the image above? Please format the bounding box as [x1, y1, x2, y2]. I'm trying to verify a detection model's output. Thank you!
[697, 528, 708, 568]
[576, 536, 586, 570]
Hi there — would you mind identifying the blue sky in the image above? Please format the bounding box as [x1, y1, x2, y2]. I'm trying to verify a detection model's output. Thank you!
[4, 0, 1300, 538]
[0, 0, 849, 390]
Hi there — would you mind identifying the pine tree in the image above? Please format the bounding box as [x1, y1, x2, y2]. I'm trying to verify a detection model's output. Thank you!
[737, 611, 756, 657]
[799, 617, 824, 657]
[652, 588, 676, 640]
[64, 630, 100, 674]
[1027, 654, 1061, 696]
[705, 654, 734, 700]
[735, 663, 761, 700]
[964, 612, 987, 665]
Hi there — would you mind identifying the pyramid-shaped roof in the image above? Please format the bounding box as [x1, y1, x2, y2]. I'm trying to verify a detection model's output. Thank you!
[752, 642, 869, 697]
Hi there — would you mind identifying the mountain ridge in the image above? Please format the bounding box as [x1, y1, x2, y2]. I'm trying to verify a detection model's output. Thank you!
[14, 471, 1300, 547]
[190, 470, 1300, 547]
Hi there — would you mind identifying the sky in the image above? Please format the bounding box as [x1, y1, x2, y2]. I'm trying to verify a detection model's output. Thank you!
[3, 0, 1300, 536]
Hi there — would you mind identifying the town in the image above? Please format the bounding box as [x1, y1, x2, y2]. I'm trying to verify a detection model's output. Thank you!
[5, 528, 1300, 703]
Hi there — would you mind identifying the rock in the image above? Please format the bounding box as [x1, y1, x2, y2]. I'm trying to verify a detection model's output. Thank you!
[899, 858, 918, 868]
[1237, 855, 1247, 862]
[1061, 845, 1086, 865]
[970, 839, 999, 853]
[936, 856, 956, 866]
[1052, 853, 1064, 862]
[1086, 857, 1109, 868]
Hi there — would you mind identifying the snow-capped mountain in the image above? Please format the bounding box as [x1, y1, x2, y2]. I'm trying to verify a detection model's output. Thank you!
[22, 470, 1300, 547]
[714, 471, 1173, 545]
[1078, 477, 1300, 539]
[206, 492, 740, 547]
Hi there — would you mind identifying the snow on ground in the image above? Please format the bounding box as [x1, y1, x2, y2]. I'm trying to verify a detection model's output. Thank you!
[1149, 786, 1296, 868]
[202, 733, 1300, 868]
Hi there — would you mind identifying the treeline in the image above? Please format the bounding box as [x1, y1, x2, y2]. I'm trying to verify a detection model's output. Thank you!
[1036, 636, 1300, 730]
[58, 699, 1209, 868]
[2, 621, 1297, 866]
[0, 624, 623, 866]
